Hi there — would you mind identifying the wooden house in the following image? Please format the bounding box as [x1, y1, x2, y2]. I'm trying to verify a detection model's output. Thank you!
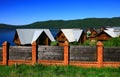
[86, 28, 97, 40]
[86, 27, 106, 40]
[14, 29, 55, 45]
[96, 28, 117, 41]
[56, 29, 86, 46]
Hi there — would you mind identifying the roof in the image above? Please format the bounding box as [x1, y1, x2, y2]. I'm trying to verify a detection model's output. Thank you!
[61, 29, 83, 42]
[104, 27, 120, 37]
[112, 27, 120, 37]
[16, 29, 55, 45]
[104, 29, 117, 37]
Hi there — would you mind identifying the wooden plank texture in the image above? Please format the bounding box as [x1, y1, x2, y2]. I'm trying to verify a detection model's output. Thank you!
[0, 48, 2, 61]
[70, 46, 97, 61]
[9, 46, 32, 60]
[38, 46, 64, 60]
[104, 47, 120, 61]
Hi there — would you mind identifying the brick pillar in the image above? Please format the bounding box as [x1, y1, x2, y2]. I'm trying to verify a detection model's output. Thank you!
[64, 41, 69, 65]
[97, 41, 103, 68]
[32, 42, 37, 65]
[2, 41, 8, 65]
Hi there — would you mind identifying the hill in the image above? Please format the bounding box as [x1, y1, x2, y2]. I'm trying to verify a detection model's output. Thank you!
[0, 17, 120, 29]
[0, 24, 16, 28]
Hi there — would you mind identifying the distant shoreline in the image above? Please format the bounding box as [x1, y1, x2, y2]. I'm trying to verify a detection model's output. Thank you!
[0, 17, 120, 29]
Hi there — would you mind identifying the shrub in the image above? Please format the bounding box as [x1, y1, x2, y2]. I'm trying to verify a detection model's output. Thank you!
[70, 41, 79, 46]
[103, 37, 120, 47]
[83, 39, 97, 46]
[50, 41, 58, 46]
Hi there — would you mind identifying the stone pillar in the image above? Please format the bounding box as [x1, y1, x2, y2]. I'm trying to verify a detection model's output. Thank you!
[64, 41, 69, 65]
[97, 41, 103, 68]
[2, 41, 8, 65]
[32, 42, 37, 65]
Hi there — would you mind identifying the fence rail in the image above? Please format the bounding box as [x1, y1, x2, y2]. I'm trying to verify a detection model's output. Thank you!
[0, 41, 120, 68]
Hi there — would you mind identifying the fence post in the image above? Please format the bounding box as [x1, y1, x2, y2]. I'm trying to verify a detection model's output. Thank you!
[64, 41, 69, 65]
[2, 41, 8, 65]
[32, 41, 37, 65]
[97, 41, 103, 68]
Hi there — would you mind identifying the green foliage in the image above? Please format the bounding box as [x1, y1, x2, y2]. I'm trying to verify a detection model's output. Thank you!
[83, 40, 97, 46]
[70, 41, 80, 46]
[103, 37, 120, 47]
[0, 64, 120, 77]
[83, 40, 91, 46]
[1, 17, 120, 29]
[50, 41, 58, 46]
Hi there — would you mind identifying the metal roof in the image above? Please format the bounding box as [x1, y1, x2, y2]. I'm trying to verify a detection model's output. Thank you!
[31, 30, 43, 43]
[43, 29, 55, 41]
[16, 29, 55, 45]
[112, 27, 120, 37]
[72, 29, 83, 41]
[61, 29, 83, 42]
[104, 29, 117, 37]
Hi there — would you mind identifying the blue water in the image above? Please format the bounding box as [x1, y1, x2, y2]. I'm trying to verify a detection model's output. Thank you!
[0, 29, 16, 46]
[0, 29, 58, 46]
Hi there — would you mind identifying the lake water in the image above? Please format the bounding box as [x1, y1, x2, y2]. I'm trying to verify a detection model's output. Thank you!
[0, 29, 16, 46]
[0, 29, 58, 46]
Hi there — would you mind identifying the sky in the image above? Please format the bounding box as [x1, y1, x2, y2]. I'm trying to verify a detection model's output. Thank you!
[0, 0, 120, 25]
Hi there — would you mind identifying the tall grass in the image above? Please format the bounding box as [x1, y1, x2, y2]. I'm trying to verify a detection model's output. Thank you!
[103, 37, 120, 47]
[0, 64, 120, 77]
[83, 37, 120, 47]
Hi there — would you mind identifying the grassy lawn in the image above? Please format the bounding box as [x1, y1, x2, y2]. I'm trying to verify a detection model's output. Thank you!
[0, 64, 120, 77]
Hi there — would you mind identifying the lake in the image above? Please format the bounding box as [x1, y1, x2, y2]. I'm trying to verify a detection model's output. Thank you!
[0, 29, 58, 46]
[0, 29, 16, 46]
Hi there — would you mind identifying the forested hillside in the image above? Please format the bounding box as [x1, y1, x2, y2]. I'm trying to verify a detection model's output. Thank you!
[0, 17, 120, 29]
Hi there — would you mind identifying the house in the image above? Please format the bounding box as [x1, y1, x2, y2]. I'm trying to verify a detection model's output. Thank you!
[56, 29, 86, 46]
[86, 28, 106, 40]
[14, 29, 55, 45]
[86, 28, 97, 40]
[96, 28, 117, 41]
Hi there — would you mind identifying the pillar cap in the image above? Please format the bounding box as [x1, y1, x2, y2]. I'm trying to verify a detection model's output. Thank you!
[96, 41, 103, 46]
[2, 41, 8, 46]
[32, 41, 36, 45]
[64, 41, 69, 46]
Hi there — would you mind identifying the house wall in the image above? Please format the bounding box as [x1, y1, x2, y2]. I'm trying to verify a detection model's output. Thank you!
[79, 32, 87, 44]
[56, 31, 68, 46]
[14, 32, 21, 45]
[97, 33, 111, 41]
[36, 32, 52, 45]
[87, 29, 97, 40]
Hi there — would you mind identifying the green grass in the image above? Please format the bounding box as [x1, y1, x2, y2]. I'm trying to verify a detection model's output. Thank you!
[0, 64, 120, 77]
[103, 37, 120, 47]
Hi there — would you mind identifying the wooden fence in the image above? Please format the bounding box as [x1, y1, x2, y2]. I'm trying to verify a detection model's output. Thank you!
[0, 47, 2, 65]
[104, 47, 120, 61]
[0, 41, 120, 68]
[70, 46, 96, 61]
